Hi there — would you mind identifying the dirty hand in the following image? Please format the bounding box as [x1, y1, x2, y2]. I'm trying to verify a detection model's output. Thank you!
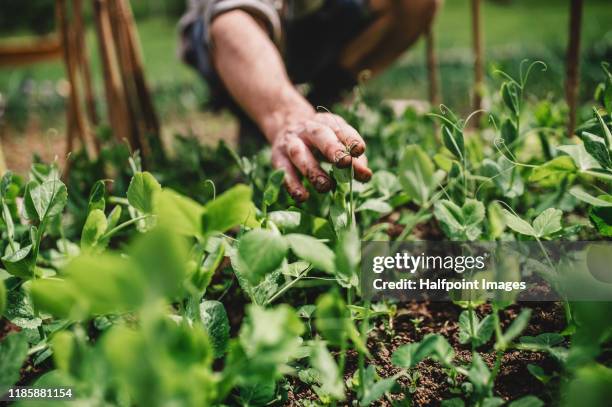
[270, 112, 372, 202]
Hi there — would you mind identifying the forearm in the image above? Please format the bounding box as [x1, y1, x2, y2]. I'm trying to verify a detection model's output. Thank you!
[209, 10, 313, 141]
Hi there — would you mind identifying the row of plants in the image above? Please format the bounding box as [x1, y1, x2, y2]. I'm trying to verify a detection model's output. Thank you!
[0, 61, 611, 406]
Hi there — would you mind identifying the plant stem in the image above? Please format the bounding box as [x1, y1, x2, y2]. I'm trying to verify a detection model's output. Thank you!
[359, 300, 370, 398]
[264, 266, 311, 305]
[100, 214, 151, 240]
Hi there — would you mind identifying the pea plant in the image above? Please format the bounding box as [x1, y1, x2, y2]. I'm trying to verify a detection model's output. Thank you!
[0, 62, 611, 406]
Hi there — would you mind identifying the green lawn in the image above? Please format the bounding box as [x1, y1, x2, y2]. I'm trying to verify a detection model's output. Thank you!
[0, 0, 610, 115]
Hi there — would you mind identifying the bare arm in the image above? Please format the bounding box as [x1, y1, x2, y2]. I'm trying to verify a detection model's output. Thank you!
[210, 10, 371, 201]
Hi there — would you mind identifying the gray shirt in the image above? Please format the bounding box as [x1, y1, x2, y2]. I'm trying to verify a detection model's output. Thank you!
[178, 0, 326, 48]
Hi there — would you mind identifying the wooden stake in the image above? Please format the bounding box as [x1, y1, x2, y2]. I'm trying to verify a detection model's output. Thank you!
[72, 0, 100, 130]
[425, 27, 440, 107]
[56, 0, 90, 158]
[471, 0, 484, 117]
[116, 0, 160, 136]
[92, 0, 137, 148]
[566, 0, 583, 137]
[108, 0, 146, 159]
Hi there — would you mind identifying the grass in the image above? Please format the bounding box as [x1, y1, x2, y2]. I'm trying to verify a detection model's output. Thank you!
[0, 0, 610, 118]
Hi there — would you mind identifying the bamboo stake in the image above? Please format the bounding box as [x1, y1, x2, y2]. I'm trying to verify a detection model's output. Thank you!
[471, 0, 484, 118]
[425, 27, 440, 107]
[108, 0, 146, 158]
[56, 0, 90, 158]
[72, 0, 100, 131]
[116, 0, 160, 137]
[115, 0, 164, 163]
[565, 0, 583, 137]
[92, 0, 136, 148]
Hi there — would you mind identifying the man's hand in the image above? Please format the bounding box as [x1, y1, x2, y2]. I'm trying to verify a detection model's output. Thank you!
[210, 10, 371, 201]
[270, 112, 371, 202]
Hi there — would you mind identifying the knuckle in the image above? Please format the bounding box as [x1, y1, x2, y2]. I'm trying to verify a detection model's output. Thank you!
[287, 143, 302, 160]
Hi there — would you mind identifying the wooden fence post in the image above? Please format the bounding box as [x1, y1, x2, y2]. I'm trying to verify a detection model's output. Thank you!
[56, 0, 92, 159]
[471, 0, 484, 117]
[565, 0, 583, 137]
[425, 27, 440, 107]
[93, 0, 138, 150]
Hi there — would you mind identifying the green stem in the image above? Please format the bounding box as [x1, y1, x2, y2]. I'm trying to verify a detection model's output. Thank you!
[468, 304, 476, 352]
[264, 266, 311, 305]
[359, 301, 370, 397]
[100, 215, 151, 240]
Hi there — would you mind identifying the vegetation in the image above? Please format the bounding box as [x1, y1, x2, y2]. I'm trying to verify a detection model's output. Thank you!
[0, 61, 611, 406]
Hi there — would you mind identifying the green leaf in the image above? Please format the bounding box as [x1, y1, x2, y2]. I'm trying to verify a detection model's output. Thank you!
[434, 199, 485, 240]
[334, 229, 360, 289]
[399, 144, 437, 205]
[0, 332, 29, 395]
[263, 169, 284, 206]
[582, 132, 612, 169]
[590, 196, 612, 237]
[155, 188, 204, 236]
[487, 202, 506, 239]
[441, 398, 466, 407]
[532, 208, 562, 237]
[508, 395, 544, 407]
[468, 352, 492, 397]
[501, 118, 518, 146]
[393, 334, 455, 369]
[237, 304, 304, 381]
[50, 330, 77, 375]
[81, 209, 108, 252]
[356, 198, 393, 214]
[483, 158, 525, 197]
[502, 209, 536, 237]
[529, 156, 576, 183]
[2, 244, 34, 278]
[200, 300, 230, 358]
[391, 342, 422, 369]
[286, 234, 335, 274]
[417, 334, 455, 367]
[360, 367, 396, 405]
[268, 210, 301, 231]
[569, 187, 612, 207]
[87, 180, 106, 213]
[499, 309, 532, 349]
[520, 333, 564, 348]
[557, 145, 602, 171]
[130, 227, 189, 298]
[24, 178, 67, 221]
[309, 340, 345, 400]
[127, 171, 161, 214]
[458, 311, 495, 347]
[238, 229, 288, 284]
[501, 81, 520, 116]
[30, 278, 79, 318]
[202, 184, 256, 235]
[442, 126, 465, 160]
[0, 280, 4, 316]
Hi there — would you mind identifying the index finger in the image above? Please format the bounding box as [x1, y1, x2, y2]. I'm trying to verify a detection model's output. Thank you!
[314, 113, 366, 157]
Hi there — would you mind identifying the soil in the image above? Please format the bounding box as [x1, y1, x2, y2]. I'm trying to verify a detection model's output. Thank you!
[285, 301, 565, 406]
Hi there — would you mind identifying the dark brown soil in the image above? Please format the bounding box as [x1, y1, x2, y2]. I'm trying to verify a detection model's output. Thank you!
[285, 301, 565, 406]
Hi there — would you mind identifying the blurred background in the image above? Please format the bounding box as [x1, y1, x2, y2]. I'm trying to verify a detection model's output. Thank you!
[0, 0, 610, 172]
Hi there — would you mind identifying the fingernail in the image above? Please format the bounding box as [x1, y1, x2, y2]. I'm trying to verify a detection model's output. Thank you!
[315, 175, 332, 192]
[355, 169, 373, 182]
[292, 189, 308, 203]
[349, 140, 364, 157]
[334, 150, 352, 168]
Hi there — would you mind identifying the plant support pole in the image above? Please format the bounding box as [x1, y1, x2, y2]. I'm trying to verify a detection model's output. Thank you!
[565, 0, 583, 137]
[471, 0, 484, 118]
[425, 26, 440, 107]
